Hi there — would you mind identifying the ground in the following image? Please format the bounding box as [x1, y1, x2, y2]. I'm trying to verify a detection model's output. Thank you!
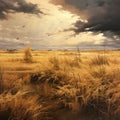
[0, 49, 120, 120]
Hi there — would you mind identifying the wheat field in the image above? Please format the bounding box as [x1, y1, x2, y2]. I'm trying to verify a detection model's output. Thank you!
[0, 49, 120, 120]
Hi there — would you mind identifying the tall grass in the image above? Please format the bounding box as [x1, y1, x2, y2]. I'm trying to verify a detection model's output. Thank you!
[0, 92, 41, 120]
[0, 66, 4, 94]
[90, 55, 109, 65]
[0, 50, 120, 120]
[24, 46, 33, 63]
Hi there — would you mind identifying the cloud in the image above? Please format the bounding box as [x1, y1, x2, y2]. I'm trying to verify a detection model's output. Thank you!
[0, 0, 43, 19]
[51, 0, 120, 34]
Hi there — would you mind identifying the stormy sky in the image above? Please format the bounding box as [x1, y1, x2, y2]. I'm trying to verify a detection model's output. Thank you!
[0, 0, 119, 49]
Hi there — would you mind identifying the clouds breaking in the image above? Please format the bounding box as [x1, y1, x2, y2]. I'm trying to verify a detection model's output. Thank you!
[0, 0, 43, 19]
[51, 0, 120, 34]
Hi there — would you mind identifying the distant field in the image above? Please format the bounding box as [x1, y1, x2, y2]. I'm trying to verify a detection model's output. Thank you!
[0, 50, 120, 120]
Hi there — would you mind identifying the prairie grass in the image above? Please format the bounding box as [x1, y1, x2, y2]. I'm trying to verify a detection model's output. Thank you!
[0, 92, 41, 120]
[90, 55, 109, 65]
[0, 50, 120, 120]
[24, 46, 33, 63]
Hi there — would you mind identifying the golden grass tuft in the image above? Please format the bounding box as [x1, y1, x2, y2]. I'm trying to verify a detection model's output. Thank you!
[24, 46, 33, 63]
[0, 92, 41, 120]
[90, 55, 109, 65]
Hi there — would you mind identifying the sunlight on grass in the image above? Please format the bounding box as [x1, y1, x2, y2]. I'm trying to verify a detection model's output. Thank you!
[0, 50, 120, 120]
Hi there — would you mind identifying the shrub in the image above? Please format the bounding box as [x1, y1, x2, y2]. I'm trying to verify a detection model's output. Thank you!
[24, 46, 33, 63]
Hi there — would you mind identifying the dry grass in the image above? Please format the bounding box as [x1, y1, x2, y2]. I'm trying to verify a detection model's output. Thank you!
[0, 92, 41, 120]
[90, 55, 109, 65]
[24, 46, 33, 63]
[0, 50, 120, 120]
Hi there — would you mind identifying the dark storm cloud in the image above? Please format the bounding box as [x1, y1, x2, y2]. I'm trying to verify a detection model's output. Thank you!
[0, 0, 43, 19]
[51, 0, 120, 34]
